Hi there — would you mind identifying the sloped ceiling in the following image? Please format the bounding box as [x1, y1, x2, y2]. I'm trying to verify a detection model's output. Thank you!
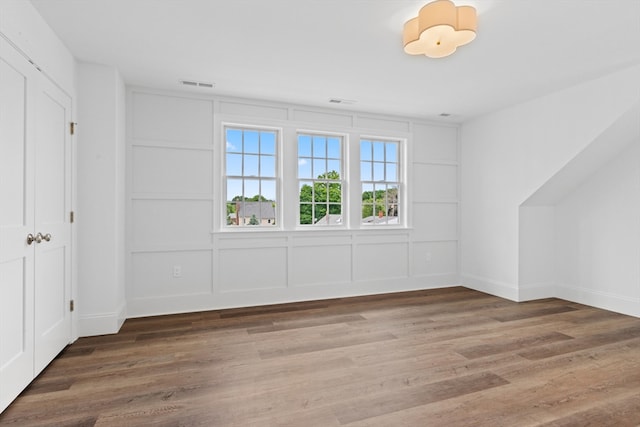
[523, 101, 640, 206]
[30, 0, 640, 121]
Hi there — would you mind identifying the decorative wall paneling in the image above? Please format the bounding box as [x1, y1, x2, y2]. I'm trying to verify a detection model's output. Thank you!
[127, 89, 459, 317]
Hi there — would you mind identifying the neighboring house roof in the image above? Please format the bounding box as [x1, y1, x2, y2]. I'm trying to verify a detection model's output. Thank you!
[361, 215, 399, 225]
[314, 214, 343, 225]
[311, 214, 400, 225]
[235, 201, 276, 219]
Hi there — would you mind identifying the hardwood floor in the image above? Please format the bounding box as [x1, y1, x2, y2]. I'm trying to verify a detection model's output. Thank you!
[2, 287, 640, 426]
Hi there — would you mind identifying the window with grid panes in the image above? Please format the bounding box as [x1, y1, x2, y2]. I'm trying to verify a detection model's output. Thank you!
[225, 126, 278, 227]
[297, 133, 343, 226]
[360, 139, 400, 225]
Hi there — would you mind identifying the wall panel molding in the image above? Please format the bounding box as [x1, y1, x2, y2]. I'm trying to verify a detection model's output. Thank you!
[126, 87, 460, 318]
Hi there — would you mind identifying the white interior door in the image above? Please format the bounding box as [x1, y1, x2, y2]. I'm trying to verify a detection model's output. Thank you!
[0, 37, 36, 413]
[1, 36, 73, 413]
[33, 75, 73, 375]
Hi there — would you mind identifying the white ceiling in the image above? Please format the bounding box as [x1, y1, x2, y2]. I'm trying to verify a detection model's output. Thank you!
[31, 0, 640, 122]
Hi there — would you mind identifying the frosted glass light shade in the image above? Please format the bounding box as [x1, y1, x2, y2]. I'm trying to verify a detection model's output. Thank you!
[403, 0, 477, 58]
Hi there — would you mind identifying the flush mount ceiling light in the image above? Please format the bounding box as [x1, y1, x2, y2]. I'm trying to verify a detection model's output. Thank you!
[403, 0, 477, 58]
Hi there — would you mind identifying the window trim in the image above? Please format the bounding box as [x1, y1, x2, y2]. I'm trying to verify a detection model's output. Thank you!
[296, 130, 347, 228]
[222, 123, 282, 230]
[359, 136, 404, 228]
[219, 122, 407, 232]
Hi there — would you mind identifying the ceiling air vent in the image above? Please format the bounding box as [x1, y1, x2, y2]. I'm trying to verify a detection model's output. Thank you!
[329, 98, 357, 105]
[180, 80, 215, 89]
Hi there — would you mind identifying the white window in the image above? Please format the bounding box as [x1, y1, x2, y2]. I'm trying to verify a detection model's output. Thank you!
[360, 139, 400, 225]
[225, 126, 278, 227]
[297, 133, 343, 226]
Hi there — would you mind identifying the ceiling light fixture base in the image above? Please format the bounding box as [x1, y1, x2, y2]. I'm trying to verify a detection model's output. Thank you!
[403, 0, 477, 58]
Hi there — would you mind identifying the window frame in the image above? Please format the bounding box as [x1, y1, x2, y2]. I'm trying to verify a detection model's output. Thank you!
[359, 137, 403, 227]
[219, 123, 406, 232]
[296, 130, 346, 227]
[223, 123, 281, 229]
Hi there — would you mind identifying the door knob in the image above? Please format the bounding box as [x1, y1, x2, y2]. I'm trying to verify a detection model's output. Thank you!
[27, 234, 35, 245]
[35, 232, 51, 243]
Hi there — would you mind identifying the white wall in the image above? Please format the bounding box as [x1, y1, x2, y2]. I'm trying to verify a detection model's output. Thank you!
[461, 64, 640, 301]
[518, 206, 556, 300]
[555, 141, 640, 316]
[77, 63, 126, 335]
[126, 89, 460, 317]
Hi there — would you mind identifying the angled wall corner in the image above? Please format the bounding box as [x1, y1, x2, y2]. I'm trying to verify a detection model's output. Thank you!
[522, 102, 640, 207]
[77, 62, 127, 336]
[517, 101, 640, 314]
[517, 205, 556, 301]
[554, 138, 640, 317]
[461, 64, 640, 305]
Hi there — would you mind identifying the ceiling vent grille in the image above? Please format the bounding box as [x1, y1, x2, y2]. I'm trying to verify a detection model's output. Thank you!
[181, 80, 215, 89]
[329, 98, 357, 105]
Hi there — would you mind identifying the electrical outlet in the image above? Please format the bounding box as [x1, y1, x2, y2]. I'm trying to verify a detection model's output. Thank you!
[425, 252, 432, 262]
[172, 265, 182, 278]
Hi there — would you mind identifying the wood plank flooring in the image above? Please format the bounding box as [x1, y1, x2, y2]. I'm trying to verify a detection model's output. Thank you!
[2, 287, 640, 426]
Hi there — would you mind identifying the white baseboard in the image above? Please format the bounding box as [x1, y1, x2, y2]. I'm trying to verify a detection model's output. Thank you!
[460, 275, 557, 302]
[556, 283, 640, 317]
[79, 301, 127, 337]
[126, 273, 459, 319]
[116, 301, 127, 330]
[78, 278, 640, 336]
[518, 282, 556, 301]
[460, 273, 519, 301]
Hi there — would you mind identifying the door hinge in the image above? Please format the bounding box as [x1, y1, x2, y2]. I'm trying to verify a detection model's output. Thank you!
[70, 300, 75, 312]
[70, 211, 75, 223]
[70, 122, 77, 135]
